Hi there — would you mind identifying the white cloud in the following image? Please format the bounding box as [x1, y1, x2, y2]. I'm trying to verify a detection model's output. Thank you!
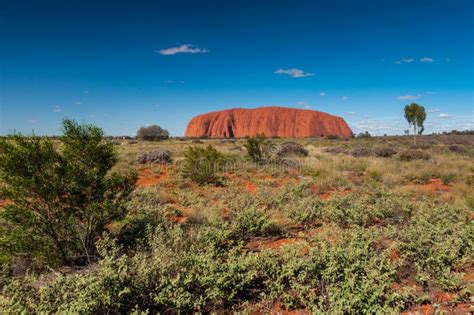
[157, 44, 208, 55]
[428, 108, 441, 113]
[28, 119, 39, 123]
[397, 94, 421, 100]
[274, 68, 314, 78]
[402, 58, 414, 63]
[74, 101, 81, 105]
[346, 111, 356, 115]
[420, 57, 434, 62]
[320, 92, 326, 96]
[52, 106, 61, 112]
[296, 101, 312, 109]
[395, 61, 402, 64]
[341, 96, 348, 101]
[438, 113, 450, 119]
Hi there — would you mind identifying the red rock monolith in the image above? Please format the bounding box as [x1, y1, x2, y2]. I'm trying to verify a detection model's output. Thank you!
[184, 106, 353, 138]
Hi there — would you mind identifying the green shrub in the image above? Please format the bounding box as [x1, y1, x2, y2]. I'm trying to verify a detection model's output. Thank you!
[396, 203, 472, 290]
[440, 172, 456, 185]
[290, 187, 412, 227]
[256, 228, 410, 313]
[0, 226, 411, 314]
[181, 145, 231, 185]
[243, 135, 267, 162]
[368, 170, 383, 182]
[0, 119, 137, 266]
[465, 174, 474, 186]
[114, 189, 170, 247]
[230, 206, 280, 238]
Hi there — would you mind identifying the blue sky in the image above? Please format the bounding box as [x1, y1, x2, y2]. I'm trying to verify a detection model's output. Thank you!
[0, 0, 472, 136]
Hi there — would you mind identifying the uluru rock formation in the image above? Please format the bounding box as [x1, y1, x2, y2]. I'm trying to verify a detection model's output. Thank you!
[185, 106, 353, 138]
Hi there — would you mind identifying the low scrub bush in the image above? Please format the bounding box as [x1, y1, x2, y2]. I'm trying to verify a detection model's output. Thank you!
[114, 190, 170, 247]
[0, 227, 411, 314]
[181, 145, 231, 185]
[400, 149, 431, 161]
[275, 142, 308, 158]
[136, 149, 172, 164]
[323, 146, 347, 154]
[230, 206, 281, 238]
[448, 145, 467, 154]
[440, 172, 457, 185]
[373, 147, 397, 158]
[396, 203, 472, 290]
[256, 228, 410, 313]
[350, 147, 372, 157]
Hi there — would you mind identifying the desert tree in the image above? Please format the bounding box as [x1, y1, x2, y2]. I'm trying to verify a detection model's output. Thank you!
[404, 103, 426, 144]
[137, 125, 170, 141]
[0, 119, 137, 266]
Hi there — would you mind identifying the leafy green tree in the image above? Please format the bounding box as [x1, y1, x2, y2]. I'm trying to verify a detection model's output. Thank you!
[136, 125, 169, 141]
[0, 119, 137, 266]
[404, 103, 426, 144]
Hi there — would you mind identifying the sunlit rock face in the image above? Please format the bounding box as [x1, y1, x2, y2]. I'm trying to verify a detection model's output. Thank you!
[185, 106, 353, 138]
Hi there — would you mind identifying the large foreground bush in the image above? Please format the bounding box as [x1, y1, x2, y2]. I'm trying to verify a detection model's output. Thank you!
[0, 119, 137, 266]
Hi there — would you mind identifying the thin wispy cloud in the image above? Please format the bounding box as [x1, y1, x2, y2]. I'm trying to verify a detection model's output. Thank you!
[164, 80, 185, 84]
[426, 91, 436, 95]
[397, 94, 421, 100]
[346, 111, 356, 115]
[341, 96, 348, 101]
[74, 101, 82, 105]
[274, 68, 314, 78]
[28, 119, 39, 123]
[394, 57, 436, 64]
[52, 106, 61, 112]
[83, 90, 89, 94]
[296, 101, 312, 109]
[320, 92, 326, 96]
[157, 44, 209, 55]
[428, 108, 441, 113]
[438, 113, 450, 119]
[420, 57, 434, 62]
